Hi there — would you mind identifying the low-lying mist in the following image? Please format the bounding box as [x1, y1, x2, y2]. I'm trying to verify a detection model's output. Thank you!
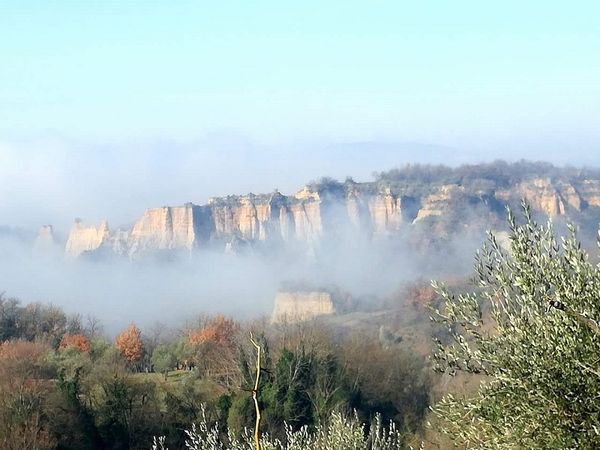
[2, 137, 520, 334]
[0, 223, 483, 335]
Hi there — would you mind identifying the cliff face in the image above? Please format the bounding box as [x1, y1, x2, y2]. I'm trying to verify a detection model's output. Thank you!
[62, 185, 412, 258]
[65, 220, 111, 258]
[414, 184, 465, 223]
[579, 180, 600, 208]
[125, 186, 408, 255]
[64, 220, 129, 258]
[494, 177, 598, 216]
[517, 178, 570, 216]
[128, 204, 200, 255]
[271, 290, 336, 323]
[361, 187, 404, 235]
[60, 164, 600, 259]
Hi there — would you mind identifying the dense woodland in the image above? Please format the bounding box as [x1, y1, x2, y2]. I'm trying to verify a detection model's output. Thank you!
[0, 287, 438, 450]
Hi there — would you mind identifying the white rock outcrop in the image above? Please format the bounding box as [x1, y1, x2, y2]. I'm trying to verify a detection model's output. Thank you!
[65, 220, 111, 258]
[271, 290, 336, 324]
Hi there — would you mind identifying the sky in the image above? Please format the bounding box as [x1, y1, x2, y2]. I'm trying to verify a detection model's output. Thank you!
[2, 1, 600, 143]
[1, 1, 600, 230]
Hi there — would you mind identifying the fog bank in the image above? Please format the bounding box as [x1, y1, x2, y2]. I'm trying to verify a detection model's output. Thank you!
[0, 225, 482, 334]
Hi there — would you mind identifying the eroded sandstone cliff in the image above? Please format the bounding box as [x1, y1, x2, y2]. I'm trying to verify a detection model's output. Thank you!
[65, 220, 111, 258]
[128, 204, 200, 255]
[59, 163, 600, 259]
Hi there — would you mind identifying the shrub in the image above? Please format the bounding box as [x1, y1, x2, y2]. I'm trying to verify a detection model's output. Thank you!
[152, 407, 411, 450]
[431, 203, 600, 449]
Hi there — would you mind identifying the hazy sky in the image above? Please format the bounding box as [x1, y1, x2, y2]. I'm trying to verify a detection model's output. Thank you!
[1, 1, 600, 230]
[1, 1, 599, 144]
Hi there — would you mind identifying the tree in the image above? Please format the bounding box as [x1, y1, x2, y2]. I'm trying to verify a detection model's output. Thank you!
[0, 296, 69, 346]
[272, 348, 315, 429]
[151, 344, 176, 380]
[115, 323, 143, 366]
[189, 316, 239, 386]
[90, 370, 160, 448]
[431, 203, 600, 449]
[189, 315, 238, 348]
[340, 336, 429, 429]
[0, 340, 56, 450]
[60, 334, 91, 353]
[0, 294, 20, 341]
[84, 315, 103, 340]
[228, 345, 356, 437]
[306, 352, 355, 426]
[66, 314, 84, 335]
[20, 303, 67, 347]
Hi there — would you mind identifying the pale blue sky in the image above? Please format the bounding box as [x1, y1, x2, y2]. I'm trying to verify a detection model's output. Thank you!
[1, 1, 599, 147]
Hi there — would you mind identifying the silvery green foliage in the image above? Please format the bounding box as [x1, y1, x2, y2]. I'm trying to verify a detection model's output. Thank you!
[431, 202, 600, 449]
[152, 408, 409, 450]
[152, 436, 167, 450]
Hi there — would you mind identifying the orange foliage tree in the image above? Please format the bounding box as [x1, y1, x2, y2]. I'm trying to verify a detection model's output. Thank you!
[59, 334, 91, 353]
[115, 323, 143, 363]
[189, 315, 238, 347]
[188, 316, 240, 387]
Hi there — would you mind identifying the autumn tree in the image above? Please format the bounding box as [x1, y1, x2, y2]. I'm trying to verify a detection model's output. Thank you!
[115, 323, 143, 366]
[188, 316, 240, 387]
[60, 333, 91, 353]
[189, 315, 238, 347]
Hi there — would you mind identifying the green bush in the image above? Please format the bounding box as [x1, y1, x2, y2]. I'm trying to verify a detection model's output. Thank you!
[431, 203, 600, 449]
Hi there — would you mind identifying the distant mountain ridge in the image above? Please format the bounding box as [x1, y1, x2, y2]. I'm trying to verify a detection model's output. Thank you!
[44, 161, 600, 259]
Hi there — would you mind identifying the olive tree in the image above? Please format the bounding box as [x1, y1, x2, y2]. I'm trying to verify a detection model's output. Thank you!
[431, 203, 600, 449]
[151, 344, 177, 380]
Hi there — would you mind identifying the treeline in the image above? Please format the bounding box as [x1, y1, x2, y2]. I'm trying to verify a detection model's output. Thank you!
[0, 295, 432, 450]
[307, 160, 600, 202]
[374, 159, 600, 187]
[0, 296, 96, 345]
